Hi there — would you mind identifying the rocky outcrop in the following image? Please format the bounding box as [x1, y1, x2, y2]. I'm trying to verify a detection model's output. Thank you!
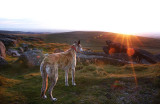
[7, 49, 20, 57]
[133, 49, 158, 64]
[0, 41, 6, 58]
[103, 40, 159, 64]
[0, 34, 22, 40]
[20, 43, 29, 52]
[0, 38, 17, 47]
[17, 47, 24, 54]
[77, 52, 135, 65]
[0, 34, 43, 48]
[155, 54, 160, 61]
[18, 50, 44, 66]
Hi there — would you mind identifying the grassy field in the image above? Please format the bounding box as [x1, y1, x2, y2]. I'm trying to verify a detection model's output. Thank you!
[0, 32, 160, 104]
[1, 62, 160, 104]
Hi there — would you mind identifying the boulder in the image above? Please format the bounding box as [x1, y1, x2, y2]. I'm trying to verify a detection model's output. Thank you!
[155, 54, 160, 62]
[19, 50, 44, 66]
[0, 38, 17, 47]
[77, 52, 135, 65]
[0, 56, 8, 66]
[0, 34, 21, 40]
[0, 41, 6, 58]
[17, 47, 24, 53]
[103, 40, 159, 64]
[109, 53, 130, 61]
[21, 43, 29, 51]
[105, 40, 127, 54]
[7, 49, 21, 57]
[103, 46, 109, 54]
[133, 49, 158, 64]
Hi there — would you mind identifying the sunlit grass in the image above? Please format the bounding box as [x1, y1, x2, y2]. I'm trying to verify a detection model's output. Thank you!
[0, 60, 160, 103]
[0, 34, 160, 103]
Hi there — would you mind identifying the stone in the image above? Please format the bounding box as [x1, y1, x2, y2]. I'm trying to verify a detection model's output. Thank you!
[17, 47, 24, 53]
[0, 41, 6, 58]
[7, 49, 21, 57]
[0, 38, 17, 47]
[21, 43, 29, 51]
[19, 50, 44, 66]
[103, 40, 159, 64]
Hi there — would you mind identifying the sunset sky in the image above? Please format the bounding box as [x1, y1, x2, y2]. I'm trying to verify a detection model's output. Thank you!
[0, 0, 160, 35]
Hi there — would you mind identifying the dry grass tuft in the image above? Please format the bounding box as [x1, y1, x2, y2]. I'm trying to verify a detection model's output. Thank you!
[0, 75, 20, 87]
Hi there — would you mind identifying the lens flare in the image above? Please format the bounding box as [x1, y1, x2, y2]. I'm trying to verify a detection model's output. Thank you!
[109, 48, 115, 55]
[110, 34, 143, 87]
[127, 48, 135, 56]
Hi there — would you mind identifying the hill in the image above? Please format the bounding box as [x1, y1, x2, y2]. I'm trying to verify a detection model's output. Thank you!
[18, 31, 160, 54]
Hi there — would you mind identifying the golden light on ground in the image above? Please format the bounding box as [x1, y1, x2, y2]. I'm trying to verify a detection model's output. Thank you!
[111, 34, 143, 87]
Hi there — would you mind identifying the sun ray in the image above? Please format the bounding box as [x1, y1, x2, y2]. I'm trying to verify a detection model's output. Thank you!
[113, 34, 121, 42]
[125, 35, 138, 87]
[133, 35, 144, 47]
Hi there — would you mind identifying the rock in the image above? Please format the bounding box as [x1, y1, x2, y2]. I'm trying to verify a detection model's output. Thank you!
[133, 49, 158, 64]
[19, 50, 44, 66]
[0, 34, 22, 40]
[109, 53, 130, 61]
[7, 49, 21, 57]
[81, 51, 107, 56]
[103, 46, 109, 54]
[155, 54, 160, 61]
[21, 43, 29, 51]
[0, 41, 6, 58]
[77, 52, 134, 65]
[0, 56, 8, 66]
[0, 38, 17, 47]
[103, 40, 159, 64]
[54, 49, 64, 53]
[85, 48, 93, 52]
[105, 40, 127, 54]
[32, 48, 38, 50]
[17, 47, 24, 53]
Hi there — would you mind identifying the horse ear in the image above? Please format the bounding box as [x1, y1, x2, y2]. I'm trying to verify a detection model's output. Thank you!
[78, 40, 80, 44]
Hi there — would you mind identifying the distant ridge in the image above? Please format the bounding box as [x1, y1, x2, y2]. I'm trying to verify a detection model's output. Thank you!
[0, 30, 159, 39]
[0, 30, 50, 34]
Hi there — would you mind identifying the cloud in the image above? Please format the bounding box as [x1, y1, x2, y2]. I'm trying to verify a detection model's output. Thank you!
[0, 18, 45, 30]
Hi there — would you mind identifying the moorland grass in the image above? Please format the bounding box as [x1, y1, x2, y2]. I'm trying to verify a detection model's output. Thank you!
[0, 62, 160, 104]
[0, 36, 160, 104]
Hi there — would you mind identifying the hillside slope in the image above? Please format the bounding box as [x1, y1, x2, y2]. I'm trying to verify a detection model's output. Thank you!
[11, 31, 160, 54]
[41, 31, 160, 54]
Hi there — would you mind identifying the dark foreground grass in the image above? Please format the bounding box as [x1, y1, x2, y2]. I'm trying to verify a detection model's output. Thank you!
[0, 63, 160, 104]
